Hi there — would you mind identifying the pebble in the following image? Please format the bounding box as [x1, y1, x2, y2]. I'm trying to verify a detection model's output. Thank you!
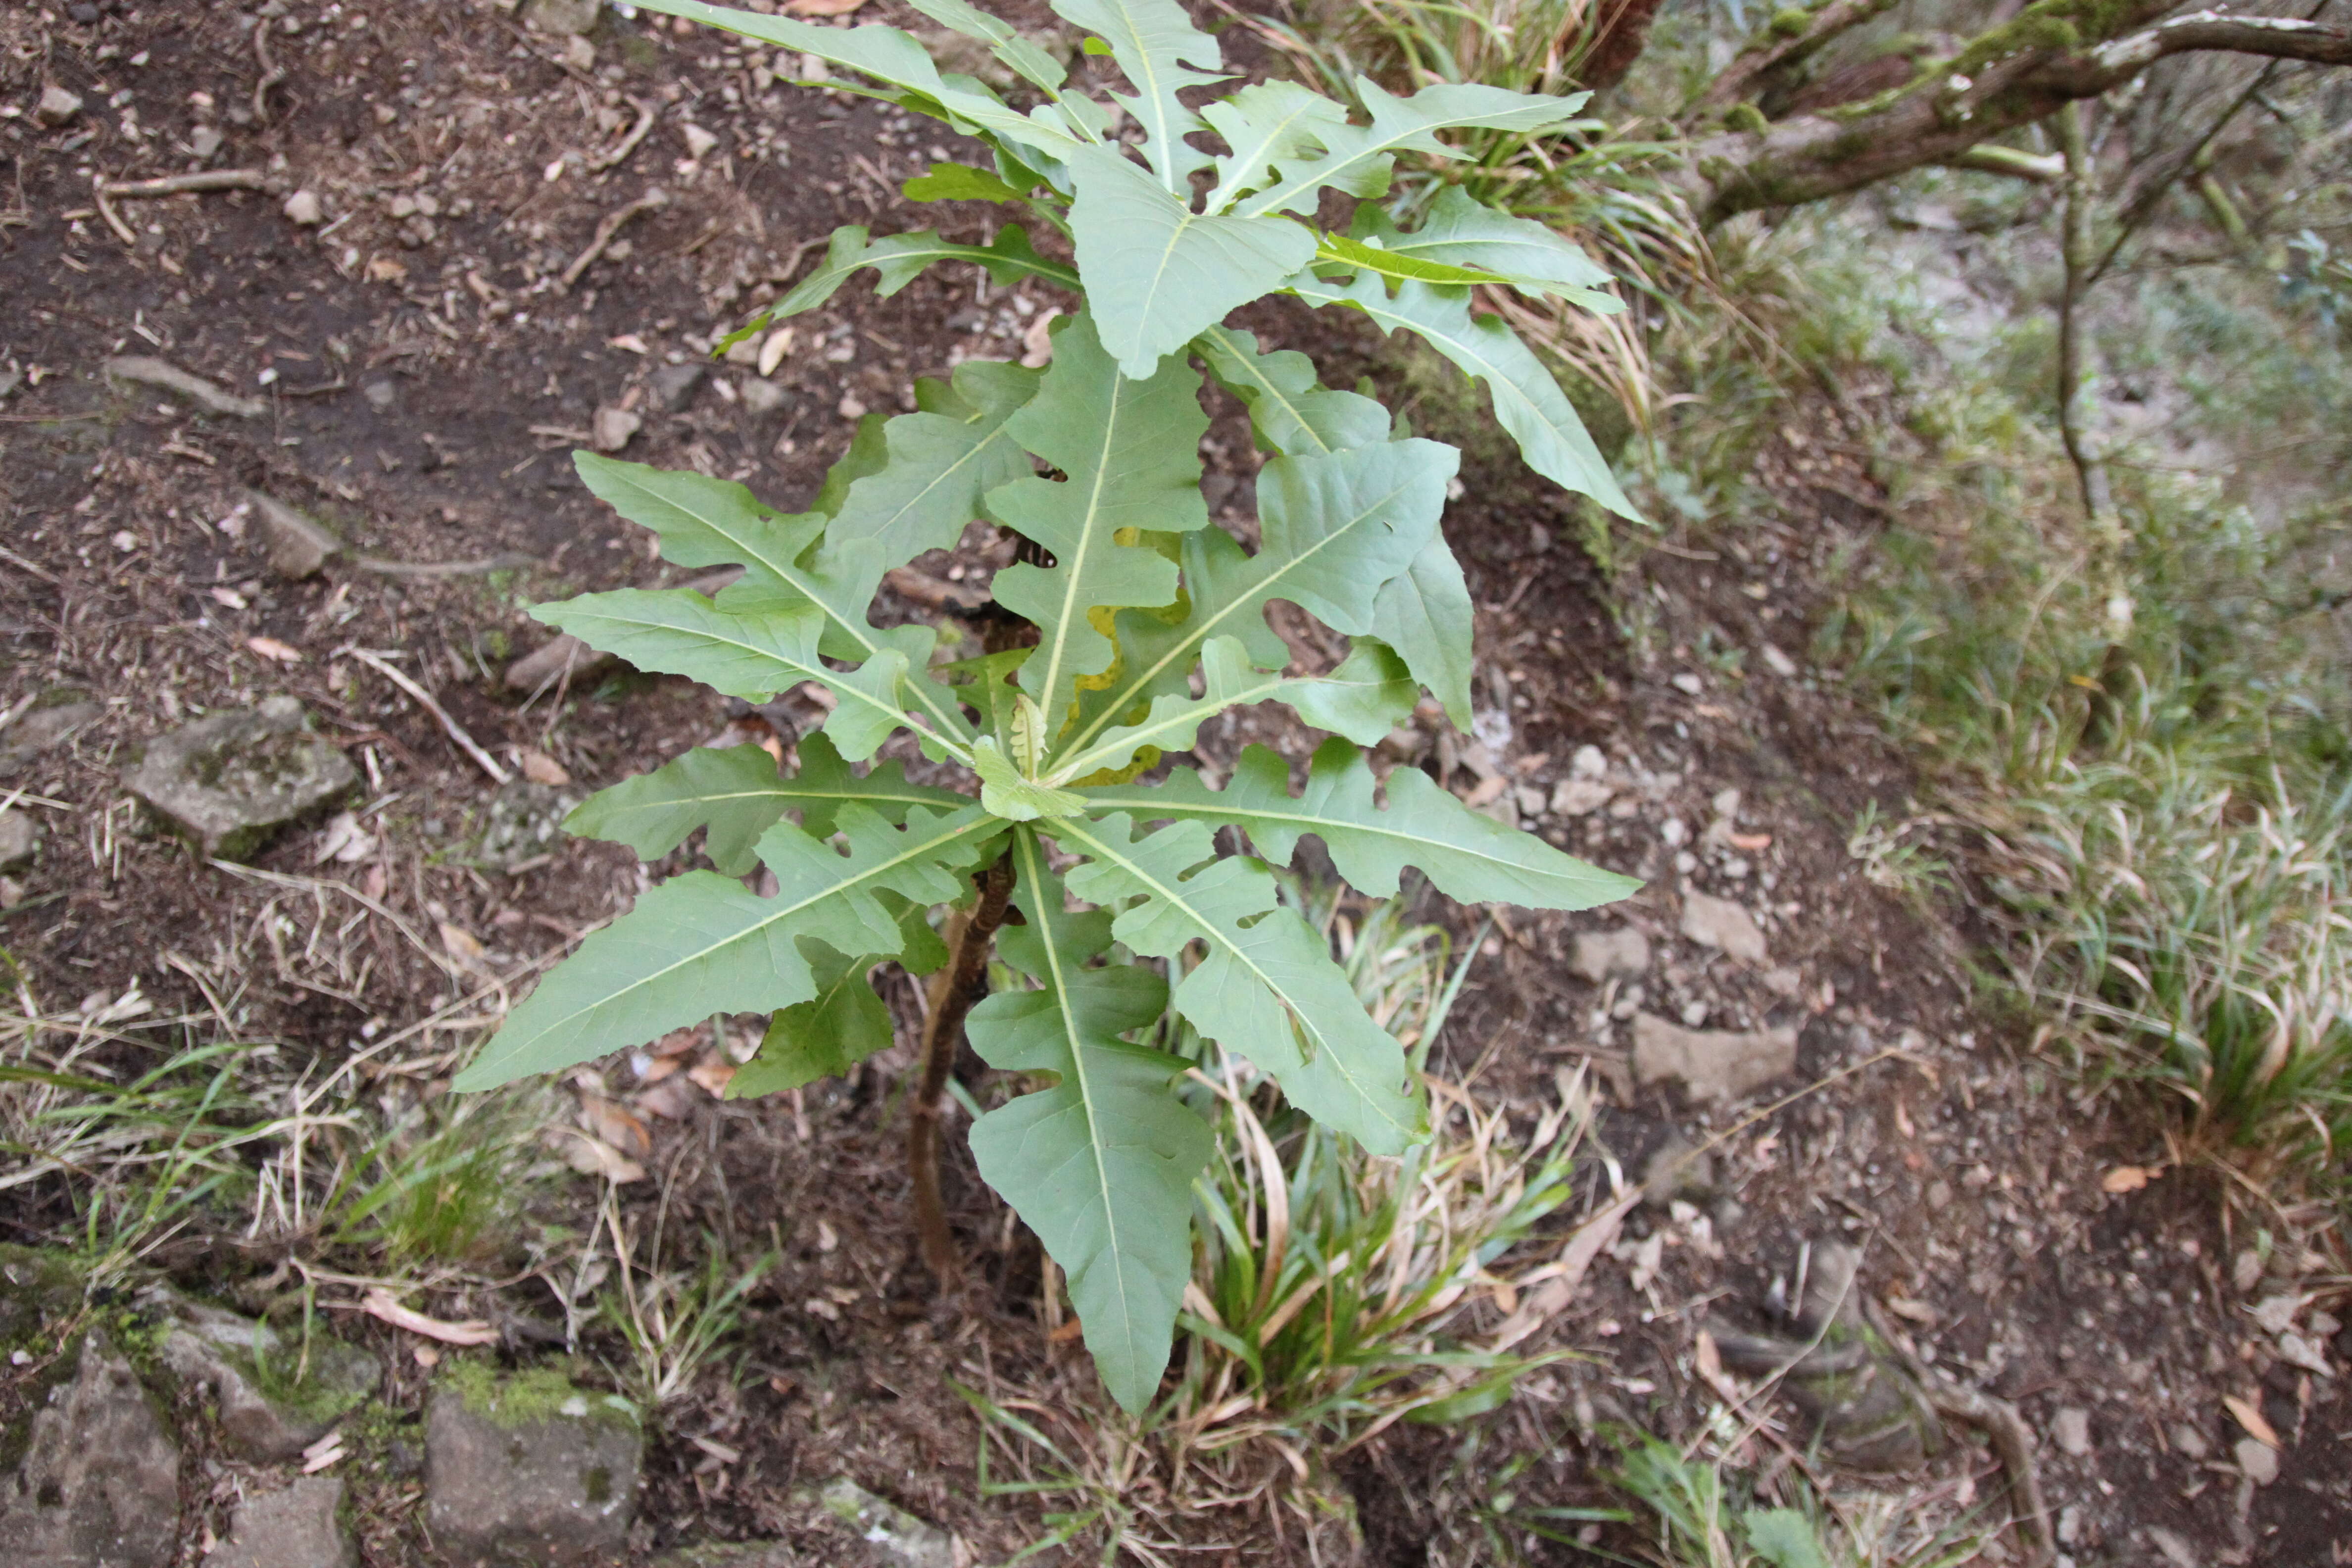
[1670, 672, 1704, 695]
[1570, 743, 1608, 779]
[648, 361, 706, 410]
[36, 86, 84, 126]
[1761, 643, 1799, 677]
[0, 808, 38, 874]
[682, 123, 720, 160]
[2234, 1435, 2278, 1486]
[591, 405, 641, 452]
[190, 125, 224, 159]
[1549, 777, 1612, 816]
[1569, 928, 1650, 984]
[282, 189, 323, 226]
[1680, 890, 1769, 963]
[1679, 1000, 1710, 1028]
[2169, 1422, 2209, 1460]
[738, 377, 785, 416]
[362, 379, 397, 411]
[2051, 1406, 2091, 1457]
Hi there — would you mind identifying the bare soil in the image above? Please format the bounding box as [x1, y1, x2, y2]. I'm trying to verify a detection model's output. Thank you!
[1, 3, 2345, 1565]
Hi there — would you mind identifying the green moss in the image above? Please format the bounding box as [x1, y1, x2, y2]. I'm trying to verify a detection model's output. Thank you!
[1769, 7, 1811, 36]
[442, 1360, 640, 1433]
[1724, 102, 1770, 135]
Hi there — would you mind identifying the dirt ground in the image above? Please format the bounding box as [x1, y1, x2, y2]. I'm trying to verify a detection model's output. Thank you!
[2, 2, 2347, 1565]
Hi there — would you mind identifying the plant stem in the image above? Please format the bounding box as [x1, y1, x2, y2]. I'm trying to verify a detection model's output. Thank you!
[2056, 102, 2119, 542]
[909, 848, 1015, 1284]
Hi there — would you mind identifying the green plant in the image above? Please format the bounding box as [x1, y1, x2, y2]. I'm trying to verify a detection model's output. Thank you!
[454, 0, 1641, 1413]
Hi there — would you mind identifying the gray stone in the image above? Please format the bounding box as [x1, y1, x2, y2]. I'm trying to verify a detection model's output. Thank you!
[2051, 1406, 2091, 1457]
[0, 809, 36, 874]
[362, 379, 397, 411]
[2169, 1422, 2209, 1461]
[425, 1372, 642, 1566]
[2146, 1526, 2199, 1568]
[246, 491, 342, 579]
[35, 86, 83, 127]
[648, 361, 706, 411]
[1680, 890, 1768, 964]
[1570, 928, 1650, 985]
[122, 697, 357, 860]
[190, 125, 224, 160]
[523, 0, 602, 36]
[467, 779, 581, 871]
[738, 376, 786, 416]
[282, 190, 323, 227]
[592, 405, 641, 452]
[813, 1477, 956, 1568]
[0, 695, 101, 779]
[653, 1545, 799, 1568]
[2234, 1435, 2278, 1486]
[1641, 1131, 1715, 1208]
[1632, 1013, 1798, 1104]
[1548, 777, 1612, 817]
[211, 1477, 355, 1568]
[0, 1333, 181, 1568]
[149, 1290, 378, 1461]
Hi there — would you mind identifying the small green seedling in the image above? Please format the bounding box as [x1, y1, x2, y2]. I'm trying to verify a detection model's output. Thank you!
[456, 0, 1639, 1414]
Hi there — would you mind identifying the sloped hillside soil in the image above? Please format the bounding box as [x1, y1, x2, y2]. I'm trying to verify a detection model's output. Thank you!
[0, 2, 2345, 1565]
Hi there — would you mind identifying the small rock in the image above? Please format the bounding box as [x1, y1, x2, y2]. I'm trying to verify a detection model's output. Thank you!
[0, 808, 37, 874]
[0, 1333, 181, 1568]
[1670, 671, 1704, 695]
[1569, 743, 1608, 780]
[1548, 777, 1612, 817]
[151, 1290, 378, 1461]
[592, 405, 641, 452]
[648, 361, 706, 411]
[121, 697, 358, 861]
[211, 1477, 356, 1568]
[1631, 1013, 1798, 1104]
[1925, 1179, 1952, 1211]
[1761, 643, 1798, 678]
[682, 123, 720, 160]
[245, 491, 342, 579]
[1680, 890, 1768, 964]
[2234, 1435, 2278, 1486]
[813, 1477, 957, 1568]
[2170, 1422, 2209, 1460]
[282, 189, 323, 226]
[35, 85, 84, 126]
[1569, 928, 1650, 984]
[738, 377, 786, 416]
[190, 125, 224, 159]
[1679, 999, 1710, 1028]
[563, 33, 596, 70]
[425, 1370, 642, 1566]
[467, 780, 581, 871]
[1659, 816, 1689, 848]
[362, 379, 397, 411]
[0, 694, 101, 778]
[2146, 1525, 2199, 1568]
[1760, 965, 1804, 997]
[522, 0, 602, 35]
[1641, 1131, 1715, 1208]
[651, 1546, 798, 1568]
[2055, 1504, 2081, 1547]
[2051, 1406, 2091, 1457]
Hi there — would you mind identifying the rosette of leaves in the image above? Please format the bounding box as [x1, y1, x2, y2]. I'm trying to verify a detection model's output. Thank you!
[454, 0, 1639, 1415]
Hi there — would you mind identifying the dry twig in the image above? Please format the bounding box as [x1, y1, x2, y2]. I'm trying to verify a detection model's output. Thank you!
[101, 169, 270, 198]
[560, 189, 668, 291]
[588, 98, 658, 173]
[340, 647, 513, 785]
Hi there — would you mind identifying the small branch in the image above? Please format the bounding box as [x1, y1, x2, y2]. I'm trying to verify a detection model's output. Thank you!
[1947, 144, 2064, 182]
[2056, 102, 2117, 538]
[1866, 1297, 2054, 1568]
[909, 850, 1016, 1285]
[559, 189, 668, 291]
[252, 18, 287, 127]
[2028, 10, 2352, 97]
[1699, 0, 1902, 108]
[102, 355, 266, 418]
[91, 175, 138, 248]
[588, 98, 658, 173]
[342, 647, 514, 786]
[101, 169, 270, 198]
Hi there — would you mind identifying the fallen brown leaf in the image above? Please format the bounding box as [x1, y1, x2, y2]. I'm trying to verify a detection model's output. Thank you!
[2224, 1393, 2280, 1449]
[358, 1286, 500, 1345]
[552, 1127, 648, 1184]
[516, 747, 572, 786]
[1459, 775, 1509, 808]
[578, 1094, 652, 1158]
[246, 635, 304, 663]
[687, 1058, 736, 1097]
[2101, 1164, 2161, 1194]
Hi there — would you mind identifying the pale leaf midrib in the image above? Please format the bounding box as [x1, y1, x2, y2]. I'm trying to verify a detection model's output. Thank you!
[1014, 829, 1141, 1364]
[499, 814, 990, 1054]
[1077, 793, 1540, 883]
[1058, 819, 1414, 1141]
[1056, 470, 1420, 763]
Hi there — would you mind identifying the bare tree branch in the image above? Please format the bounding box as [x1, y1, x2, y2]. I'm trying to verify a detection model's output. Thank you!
[1698, 0, 1903, 108]
[1685, 10, 2352, 222]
